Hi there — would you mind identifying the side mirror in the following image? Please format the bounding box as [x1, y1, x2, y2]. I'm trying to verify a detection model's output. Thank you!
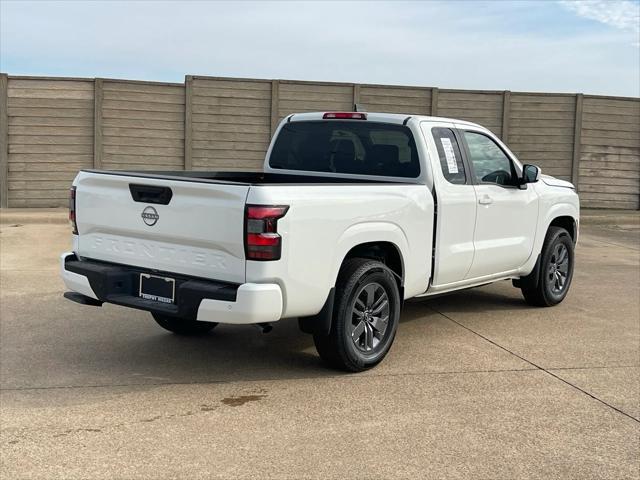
[522, 164, 541, 185]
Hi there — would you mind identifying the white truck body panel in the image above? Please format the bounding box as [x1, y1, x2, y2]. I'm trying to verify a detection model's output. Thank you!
[419, 120, 477, 285]
[197, 283, 283, 324]
[74, 172, 249, 284]
[245, 183, 433, 318]
[451, 122, 539, 280]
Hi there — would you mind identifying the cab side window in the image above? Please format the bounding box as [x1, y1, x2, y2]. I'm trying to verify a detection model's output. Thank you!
[432, 127, 466, 185]
[463, 131, 516, 186]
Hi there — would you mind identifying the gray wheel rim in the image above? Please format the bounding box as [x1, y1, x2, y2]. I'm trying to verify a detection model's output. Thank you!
[349, 282, 390, 353]
[547, 243, 570, 295]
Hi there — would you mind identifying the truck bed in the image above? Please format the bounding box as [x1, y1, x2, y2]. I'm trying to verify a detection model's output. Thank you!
[70, 168, 422, 288]
[80, 169, 415, 186]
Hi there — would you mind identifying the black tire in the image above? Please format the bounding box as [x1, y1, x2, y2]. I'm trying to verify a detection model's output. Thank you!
[521, 226, 575, 307]
[152, 313, 218, 335]
[313, 258, 401, 372]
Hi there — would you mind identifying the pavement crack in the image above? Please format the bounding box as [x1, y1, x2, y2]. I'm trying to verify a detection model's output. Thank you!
[430, 306, 640, 424]
[549, 365, 639, 371]
[584, 236, 640, 252]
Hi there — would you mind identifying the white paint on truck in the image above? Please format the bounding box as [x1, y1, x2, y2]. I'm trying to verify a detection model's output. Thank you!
[75, 174, 250, 284]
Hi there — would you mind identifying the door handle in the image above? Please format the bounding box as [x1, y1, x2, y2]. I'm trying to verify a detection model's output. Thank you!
[129, 184, 173, 205]
[478, 195, 493, 205]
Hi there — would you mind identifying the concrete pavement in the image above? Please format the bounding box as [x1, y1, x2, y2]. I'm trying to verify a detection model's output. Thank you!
[0, 213, 638, 479]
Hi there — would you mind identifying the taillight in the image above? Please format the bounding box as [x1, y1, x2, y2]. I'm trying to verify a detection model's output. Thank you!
[323, 112, 367, 120]
[69, 186, 78, 234]
[245, 205, 288, 261]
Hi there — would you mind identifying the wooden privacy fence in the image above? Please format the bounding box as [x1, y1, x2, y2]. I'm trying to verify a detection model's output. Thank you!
[0, 73, 638, 209]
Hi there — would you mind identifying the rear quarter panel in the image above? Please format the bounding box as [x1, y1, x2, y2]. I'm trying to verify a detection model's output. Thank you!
[246, 184, 434, 318]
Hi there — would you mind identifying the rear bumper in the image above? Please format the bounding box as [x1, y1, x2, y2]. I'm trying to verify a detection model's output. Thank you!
[60, 252, 282, 324]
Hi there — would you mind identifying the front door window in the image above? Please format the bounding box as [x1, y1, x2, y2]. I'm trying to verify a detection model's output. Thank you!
[463, 131, 517, 186]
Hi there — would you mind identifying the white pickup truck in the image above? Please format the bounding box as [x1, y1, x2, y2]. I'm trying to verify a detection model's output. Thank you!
[61, 111, 579, 371]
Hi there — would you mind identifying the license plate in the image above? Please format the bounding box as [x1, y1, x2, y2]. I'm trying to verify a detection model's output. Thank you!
[139, 274, 175, 304]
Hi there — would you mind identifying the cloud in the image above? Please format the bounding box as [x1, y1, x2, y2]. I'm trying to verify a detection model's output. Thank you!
[559, 0, 640, 45]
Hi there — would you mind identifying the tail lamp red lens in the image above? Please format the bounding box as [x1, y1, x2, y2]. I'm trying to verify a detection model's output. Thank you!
[323, 112, 367, 120]
[245, 205, 288, 260]
[69, 186, 78, 234]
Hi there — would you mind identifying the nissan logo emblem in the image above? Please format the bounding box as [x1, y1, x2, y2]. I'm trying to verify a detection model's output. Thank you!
[141, 206, 159, 226]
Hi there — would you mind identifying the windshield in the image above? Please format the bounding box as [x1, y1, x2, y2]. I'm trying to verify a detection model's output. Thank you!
[269, 121, 420, 178]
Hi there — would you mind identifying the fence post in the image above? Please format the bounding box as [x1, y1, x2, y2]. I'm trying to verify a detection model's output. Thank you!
[352, 84, 361, 111]
[270, 80, 280, 138]
[93, 78, 103, 169]
[0, 73, 8, 208]
[431, 87, 439, 116]
[184, 75, 193, 170]
[571, 94, 584, 190]
[501, 90, 511, 143]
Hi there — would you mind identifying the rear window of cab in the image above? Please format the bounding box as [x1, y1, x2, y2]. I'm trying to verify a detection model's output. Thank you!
[269, 121, 421, 178]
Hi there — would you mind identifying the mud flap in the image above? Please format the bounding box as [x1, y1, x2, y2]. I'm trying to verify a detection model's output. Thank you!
[512, 254, 541, 289]
[298, 288, 335, 336]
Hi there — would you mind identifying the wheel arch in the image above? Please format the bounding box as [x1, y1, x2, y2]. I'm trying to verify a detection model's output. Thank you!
[541, 201, 579, 245]
[341, 241, 404, 287]
[331, 222, 409, 288]
[548, 215, 577, 243]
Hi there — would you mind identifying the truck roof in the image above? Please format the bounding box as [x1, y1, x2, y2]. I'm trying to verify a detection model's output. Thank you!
[288, 111, 484, 129]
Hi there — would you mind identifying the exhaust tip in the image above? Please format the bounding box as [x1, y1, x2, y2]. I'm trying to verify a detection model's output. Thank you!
[255, 322, 273, 334]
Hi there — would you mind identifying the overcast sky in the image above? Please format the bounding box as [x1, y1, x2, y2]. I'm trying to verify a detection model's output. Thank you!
[1, 0, 639, 97]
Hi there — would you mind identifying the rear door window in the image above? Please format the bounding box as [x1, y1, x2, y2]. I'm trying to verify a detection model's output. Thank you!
[269, 121, 420, 178]
[431, 127, 467, 185]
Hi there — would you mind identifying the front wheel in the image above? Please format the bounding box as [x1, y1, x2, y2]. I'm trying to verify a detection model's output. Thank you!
[152, 313, 218, 335]
[521, 226, 575, 307]
[313, 258, 401, 372]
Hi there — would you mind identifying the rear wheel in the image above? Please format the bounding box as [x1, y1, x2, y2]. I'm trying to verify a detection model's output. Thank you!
[313, 258, 401, 372]
[520, 226, 574, 307]
[152, 313, 218, 335]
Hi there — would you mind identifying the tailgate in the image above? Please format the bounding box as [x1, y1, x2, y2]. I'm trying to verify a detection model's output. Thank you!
[74, 172, 249, 284]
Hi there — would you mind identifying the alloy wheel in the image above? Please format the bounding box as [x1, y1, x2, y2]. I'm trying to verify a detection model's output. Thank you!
[547, 243, 570, 295]
[349, 282, 390, 352]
